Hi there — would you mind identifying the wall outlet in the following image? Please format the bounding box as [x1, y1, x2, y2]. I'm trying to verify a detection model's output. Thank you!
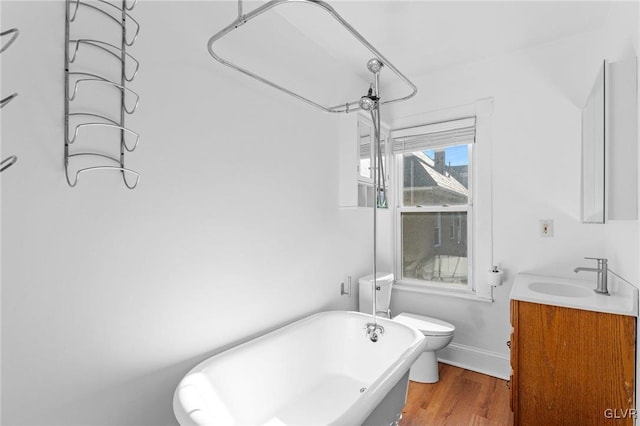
[540, 219, 554, 237]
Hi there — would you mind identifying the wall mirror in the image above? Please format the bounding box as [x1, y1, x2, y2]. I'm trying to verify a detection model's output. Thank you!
[581, 60, 606, 224]
[358, 118, 372, 181]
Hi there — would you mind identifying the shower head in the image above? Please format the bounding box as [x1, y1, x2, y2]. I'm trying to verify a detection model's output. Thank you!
[367, 58, 384, 74]
[359, 96, 376, 111]
[360, 84, 379, 111]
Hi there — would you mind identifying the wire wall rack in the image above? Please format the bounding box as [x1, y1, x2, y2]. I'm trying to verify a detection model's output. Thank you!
[64, 0, 140, 189]
[1, 28, 20, 173]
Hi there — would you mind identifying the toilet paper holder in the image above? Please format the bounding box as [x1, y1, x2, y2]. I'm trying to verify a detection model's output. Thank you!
[489, 266, 505, 287]
[341, 276, 351, 296]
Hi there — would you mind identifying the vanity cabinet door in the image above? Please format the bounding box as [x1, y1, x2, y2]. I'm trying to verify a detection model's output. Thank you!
[512, 300, 636, 426]
[509, 300, 518, 419]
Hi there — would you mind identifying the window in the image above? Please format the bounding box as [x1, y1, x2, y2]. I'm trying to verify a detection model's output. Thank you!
[392, 118, 475, 291]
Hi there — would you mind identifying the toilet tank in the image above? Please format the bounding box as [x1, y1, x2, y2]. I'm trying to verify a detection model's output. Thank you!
[358, 272, 394, 316]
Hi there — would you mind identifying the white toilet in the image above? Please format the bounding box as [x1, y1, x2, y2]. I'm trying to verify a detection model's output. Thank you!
[358, 272, 455, 383]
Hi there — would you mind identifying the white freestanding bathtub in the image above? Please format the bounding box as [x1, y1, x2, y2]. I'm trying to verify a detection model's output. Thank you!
[173, 311, 426, 426]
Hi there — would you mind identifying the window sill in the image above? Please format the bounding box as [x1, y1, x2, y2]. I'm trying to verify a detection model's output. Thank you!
[393, 281, 494, 303]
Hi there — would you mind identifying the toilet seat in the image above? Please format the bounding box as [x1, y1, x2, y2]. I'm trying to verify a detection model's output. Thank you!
[394, 312, 455, 336]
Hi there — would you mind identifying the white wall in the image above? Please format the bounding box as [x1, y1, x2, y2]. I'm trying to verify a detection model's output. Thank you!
[1, 2, 351, 424]
[383, 1, 639, 378]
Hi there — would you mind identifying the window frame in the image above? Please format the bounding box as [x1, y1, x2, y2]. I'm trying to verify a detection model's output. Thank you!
[392, 131, 475, 295]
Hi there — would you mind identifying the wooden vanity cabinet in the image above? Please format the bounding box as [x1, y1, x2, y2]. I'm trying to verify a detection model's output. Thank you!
[510, 300, 636, 425]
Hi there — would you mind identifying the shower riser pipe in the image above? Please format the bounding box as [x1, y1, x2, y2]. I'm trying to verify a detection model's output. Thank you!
[371, 68, 380, 331]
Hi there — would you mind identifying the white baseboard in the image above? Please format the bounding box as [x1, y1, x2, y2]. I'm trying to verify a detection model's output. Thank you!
[437, 342, 510, 380]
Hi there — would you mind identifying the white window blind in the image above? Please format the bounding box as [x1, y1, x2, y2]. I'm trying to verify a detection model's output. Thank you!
[391, 117, 476, 153]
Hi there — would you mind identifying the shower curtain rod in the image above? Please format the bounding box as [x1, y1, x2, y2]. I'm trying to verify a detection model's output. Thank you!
[207, 0, 417, 113]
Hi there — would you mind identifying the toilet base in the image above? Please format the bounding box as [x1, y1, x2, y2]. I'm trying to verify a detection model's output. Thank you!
[408, 351, 439, 383]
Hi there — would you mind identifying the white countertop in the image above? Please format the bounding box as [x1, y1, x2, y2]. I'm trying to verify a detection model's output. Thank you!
[510, 273, 638, 317]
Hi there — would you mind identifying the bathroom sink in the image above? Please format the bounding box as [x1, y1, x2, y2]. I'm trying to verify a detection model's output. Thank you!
[527, 281, 592, 298]
[511, 273, 638, 317]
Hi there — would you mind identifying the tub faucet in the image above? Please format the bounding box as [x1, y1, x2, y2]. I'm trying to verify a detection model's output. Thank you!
[574, 257, 609, 295]
[365, 322, 384, 342]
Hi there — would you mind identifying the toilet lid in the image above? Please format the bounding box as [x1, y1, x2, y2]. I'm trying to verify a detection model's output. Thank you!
[394, 312, 455, 336]
[359, 272, 394, 285]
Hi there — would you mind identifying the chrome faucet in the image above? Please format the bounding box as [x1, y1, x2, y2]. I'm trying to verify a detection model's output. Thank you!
[365, 322, 384, 342]
[574, 257, 609, 295]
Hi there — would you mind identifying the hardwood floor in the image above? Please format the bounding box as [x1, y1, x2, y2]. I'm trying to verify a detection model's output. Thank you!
[400, 363, 513, 426]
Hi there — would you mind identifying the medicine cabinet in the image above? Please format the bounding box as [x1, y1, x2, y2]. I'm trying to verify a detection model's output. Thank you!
[581, 57, 638, 223]
[581, 60, 606, 223]
[607, 57, 638, 220]
[339, 113, 390, 208]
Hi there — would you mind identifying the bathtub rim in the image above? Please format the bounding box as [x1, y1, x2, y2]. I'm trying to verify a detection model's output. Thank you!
[172, 310, 426, 426]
